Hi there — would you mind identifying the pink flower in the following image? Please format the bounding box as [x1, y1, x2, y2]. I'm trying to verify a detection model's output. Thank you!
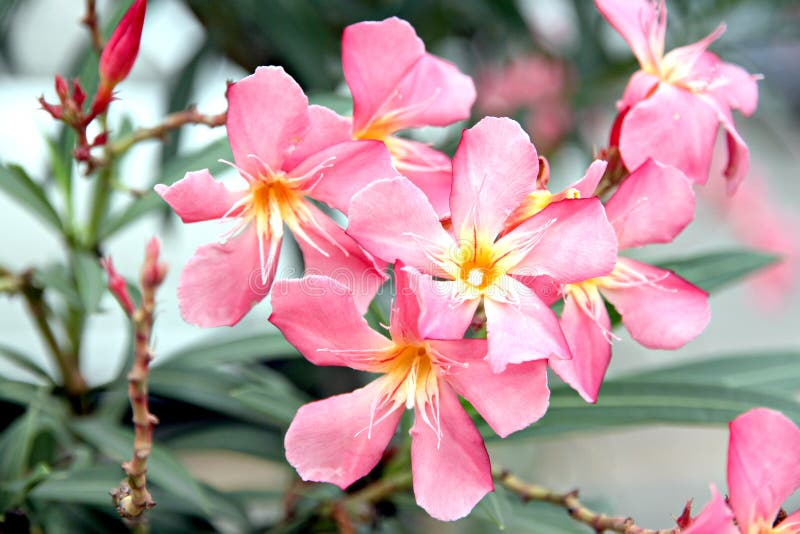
[347, 117, 618, 372]
[92, 0, 147, 116]
[156, 66, 395, 327]
[343, 17, 476, 216]
[270, 266, 550, 521]
[682, 408, 800, 534]
[596, 0, 759, 193]
[549, 159, 710, 402]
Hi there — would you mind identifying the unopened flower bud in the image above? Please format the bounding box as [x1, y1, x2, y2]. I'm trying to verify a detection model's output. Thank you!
[102, 257, 136, 316]
[141, 237, 167, 288]
[99, 0, 146, 89]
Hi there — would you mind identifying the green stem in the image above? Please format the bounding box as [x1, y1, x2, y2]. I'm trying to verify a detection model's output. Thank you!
[86, 163, 113, 249]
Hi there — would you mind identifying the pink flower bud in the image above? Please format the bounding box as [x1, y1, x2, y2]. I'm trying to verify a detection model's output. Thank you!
[39, 96, 63, 120]
[54, 75, 70, 102]
[99, 0, 146, 89]
[101, 257, 136, 316]
[72, 79, 87, 110]
[141, 237, 167, 288]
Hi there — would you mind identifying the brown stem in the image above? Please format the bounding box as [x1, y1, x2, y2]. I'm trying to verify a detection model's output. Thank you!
[111, 241, 167, 522]
[106, 107, 227, 159]
[82, 0, 104, 53]
[493, 467, 679, 534]
[593, 146, 630, 199]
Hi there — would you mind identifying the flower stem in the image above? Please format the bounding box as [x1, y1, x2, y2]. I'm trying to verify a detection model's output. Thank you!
[492, 467, 679, 534]
[81, 0, 104, 53]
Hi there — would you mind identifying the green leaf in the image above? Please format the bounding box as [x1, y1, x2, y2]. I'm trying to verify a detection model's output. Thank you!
[32, 263, 83, 308]
[70, 251, 105, 313]
[149, 367, 282, 426]
[0, 344, 53, 383]
[0, 393, 47, 481]
[472, 486, 591, 533]
[620, 351, 800, 396]
[0, 379, 46, 406]
[0, 163, 62, 231]
[486, 381, 800, 441]
[99, 137, 232, 240]
[164, 423, 284, 462]
[70, 417, 211, 513]
[657, 249, 779, 292]
[155, 332, 298, 369]
[231, 367, 309, 427]
[0, 462, 51, 511]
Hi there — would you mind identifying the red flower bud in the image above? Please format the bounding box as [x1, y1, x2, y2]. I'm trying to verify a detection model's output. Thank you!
[72, 79, 87, 110]
[102, 257, 136, 317]
[39, 96, 63, 120]
[54, 75, 70, 102]
[99, 0, 146, 89]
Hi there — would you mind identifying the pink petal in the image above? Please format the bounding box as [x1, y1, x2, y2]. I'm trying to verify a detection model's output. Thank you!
[400, 269, 478, 340]
[177, 223, 268, 327]
[285, 380, 403, 490]
[682, 485, 738, 534]
[343, 18, 474, 134]
[438, 339, 550, 437]
[410, 382, 492, 521]
[293, 202, 387, 314]
[155, 169, 245, 223]
[484, 279, 570, 372]
[505, 198, 617, 283]
[269, 276, 392, 370]
[226, 66, 309, 175]
[601, 258, 710, 349]
[347, 177, 454, 274]
[570, 160, 608, 198]
[382, 53, 476, 131]
[450, 117, 538, 239]
[728, 408, 800, 532]
[619, 83, 719, 185]
[594, 0, 664, 71]
[604, 159, 695, 249]
[387, 137, 453, 217]
[660, 24, 726, 83]
[699, 93, 751, 194]
[282, 105, 352, 169]
[619, 70, 661, 110]
[549, 290, 612, 403]
[291, 139, 395, 214]
[343, 17, 424, 134]
[707, 59, 759, 116]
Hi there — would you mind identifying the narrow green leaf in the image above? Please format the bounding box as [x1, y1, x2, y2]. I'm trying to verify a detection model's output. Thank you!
[0, 163, 62, 231]
[0, 344, 53, 383]
[32, 263, 83, 308]
[486, 381, 800, 441]
[99, 137, 232, 239]
[657, 249, 779, 292]
[620, 351, 800, 395]
[0, 463, 51, 512]
[0, 394, 46, 481]
[70, 417, 211, 513]
[231, 367, 308, 427]
[155, 332, 298, 369]
[164, 423, 284, 462]
[0, 380, 45, 406]
[70, 251, 105, 313]
[473, 486, 592, 533]
[149, 367, 281, 426]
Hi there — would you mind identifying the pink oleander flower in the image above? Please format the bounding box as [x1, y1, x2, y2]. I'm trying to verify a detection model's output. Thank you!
[681, 408, 800, 534]
[347, 117, 618, 372]
[271, 266, 550, 521]
[477, 54, 573, 152]
[596, 0, 759, 193]
[156, 66, 395, 327]
[548, 159, 710, 402]
[92, 0, 147, 117]
[343, 17, 476, 216]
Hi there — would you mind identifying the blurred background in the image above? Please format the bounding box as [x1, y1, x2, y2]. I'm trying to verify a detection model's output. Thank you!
[1, 0, 799, 531]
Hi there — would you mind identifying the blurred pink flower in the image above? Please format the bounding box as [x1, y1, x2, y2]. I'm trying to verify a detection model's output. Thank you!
[156, 67, 395, 327]
[271, 267, 550, 521]
[597, 0, 759, 193]
[347, 117, 617, 372]
[682, 408, 800, 533]
[343, 17, 476, 216]
[476, 54, 574, 152]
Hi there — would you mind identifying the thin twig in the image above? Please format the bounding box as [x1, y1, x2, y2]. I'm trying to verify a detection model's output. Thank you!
[493, 467, 679, 534]
[107, 107, 227, 158]
[110, 240, 167, 524]
[82, 0, 104, 53]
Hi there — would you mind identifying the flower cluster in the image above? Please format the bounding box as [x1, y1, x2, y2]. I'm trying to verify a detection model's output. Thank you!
[157, 5, 773, 523]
